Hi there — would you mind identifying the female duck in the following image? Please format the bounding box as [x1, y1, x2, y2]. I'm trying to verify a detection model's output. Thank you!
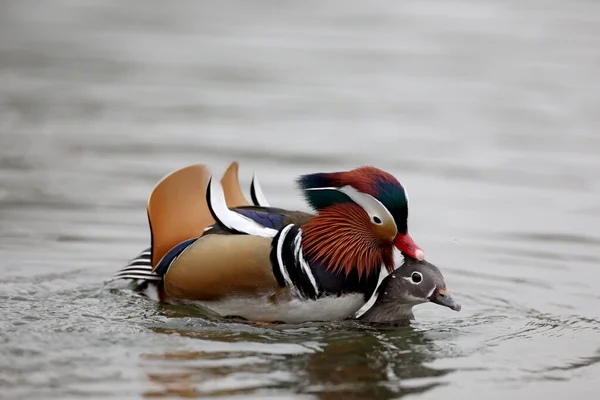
[358, 257, 461, 324]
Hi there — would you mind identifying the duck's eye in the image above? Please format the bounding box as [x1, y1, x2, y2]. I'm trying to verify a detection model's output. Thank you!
[372, 216, 382, 225]
[411, 272, 423, 284]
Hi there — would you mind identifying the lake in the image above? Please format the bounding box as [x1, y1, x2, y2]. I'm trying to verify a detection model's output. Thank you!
[1, 0, 599, 398]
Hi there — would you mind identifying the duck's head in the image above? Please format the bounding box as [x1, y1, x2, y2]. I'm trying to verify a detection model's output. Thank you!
[298, 166, 424, 277]
[358, 257, 461, 324]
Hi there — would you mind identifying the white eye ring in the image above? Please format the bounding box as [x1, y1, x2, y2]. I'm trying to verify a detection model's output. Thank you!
[371, 216, 383, 225]
[410, 271, 423, 284]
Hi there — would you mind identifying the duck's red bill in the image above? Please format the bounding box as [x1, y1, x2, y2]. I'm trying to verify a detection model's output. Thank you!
[394, 233, 424, 260]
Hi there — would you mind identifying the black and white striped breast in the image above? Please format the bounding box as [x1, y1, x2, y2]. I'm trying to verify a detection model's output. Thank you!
[269, 224, 321, 300]
[269, 224, 382, 302]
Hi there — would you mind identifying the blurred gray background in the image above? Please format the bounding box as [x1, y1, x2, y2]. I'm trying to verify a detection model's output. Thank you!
[1, 1, 599, 399]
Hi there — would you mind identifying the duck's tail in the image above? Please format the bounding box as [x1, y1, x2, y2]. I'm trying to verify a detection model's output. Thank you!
[111, 248, 159, 282]
[107, 247, 162, 298]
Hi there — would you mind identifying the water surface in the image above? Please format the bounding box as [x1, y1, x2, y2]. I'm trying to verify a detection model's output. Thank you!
[1, 0, 600, 398]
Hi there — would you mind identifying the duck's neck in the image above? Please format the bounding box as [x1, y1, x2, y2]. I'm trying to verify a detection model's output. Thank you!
[301, 203, 394, 278]
[358, 301, 416, 324]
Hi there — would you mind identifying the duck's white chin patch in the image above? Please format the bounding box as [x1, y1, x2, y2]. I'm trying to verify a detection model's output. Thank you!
[182, 293, 366, 324]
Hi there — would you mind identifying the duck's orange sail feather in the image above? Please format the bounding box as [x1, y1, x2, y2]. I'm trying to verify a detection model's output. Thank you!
[147, 164, 215, 269]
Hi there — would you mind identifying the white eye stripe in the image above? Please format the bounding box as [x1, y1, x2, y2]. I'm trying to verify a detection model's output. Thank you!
[337, 185, 397, 232]
[304, 185, 397, 232]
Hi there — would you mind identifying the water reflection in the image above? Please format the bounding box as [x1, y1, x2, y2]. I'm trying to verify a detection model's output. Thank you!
[303, 326, 451, 399]
[142, 350, 284, 398]
[141, 321, 452, 399]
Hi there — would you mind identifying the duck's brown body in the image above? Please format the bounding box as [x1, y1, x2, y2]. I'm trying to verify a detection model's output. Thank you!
[149, 164, 314, 306]
[166, 208, 318, 300]
[163, 234, 278, 301]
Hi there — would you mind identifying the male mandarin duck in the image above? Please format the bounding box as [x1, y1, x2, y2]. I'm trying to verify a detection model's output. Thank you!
[112, 162, 459, 323]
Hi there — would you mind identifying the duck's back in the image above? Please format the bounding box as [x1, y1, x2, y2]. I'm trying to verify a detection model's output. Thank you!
[204, 206, 313, 235]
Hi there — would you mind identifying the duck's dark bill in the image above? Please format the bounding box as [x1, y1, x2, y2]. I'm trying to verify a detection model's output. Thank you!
[429, 288, 461, 311]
